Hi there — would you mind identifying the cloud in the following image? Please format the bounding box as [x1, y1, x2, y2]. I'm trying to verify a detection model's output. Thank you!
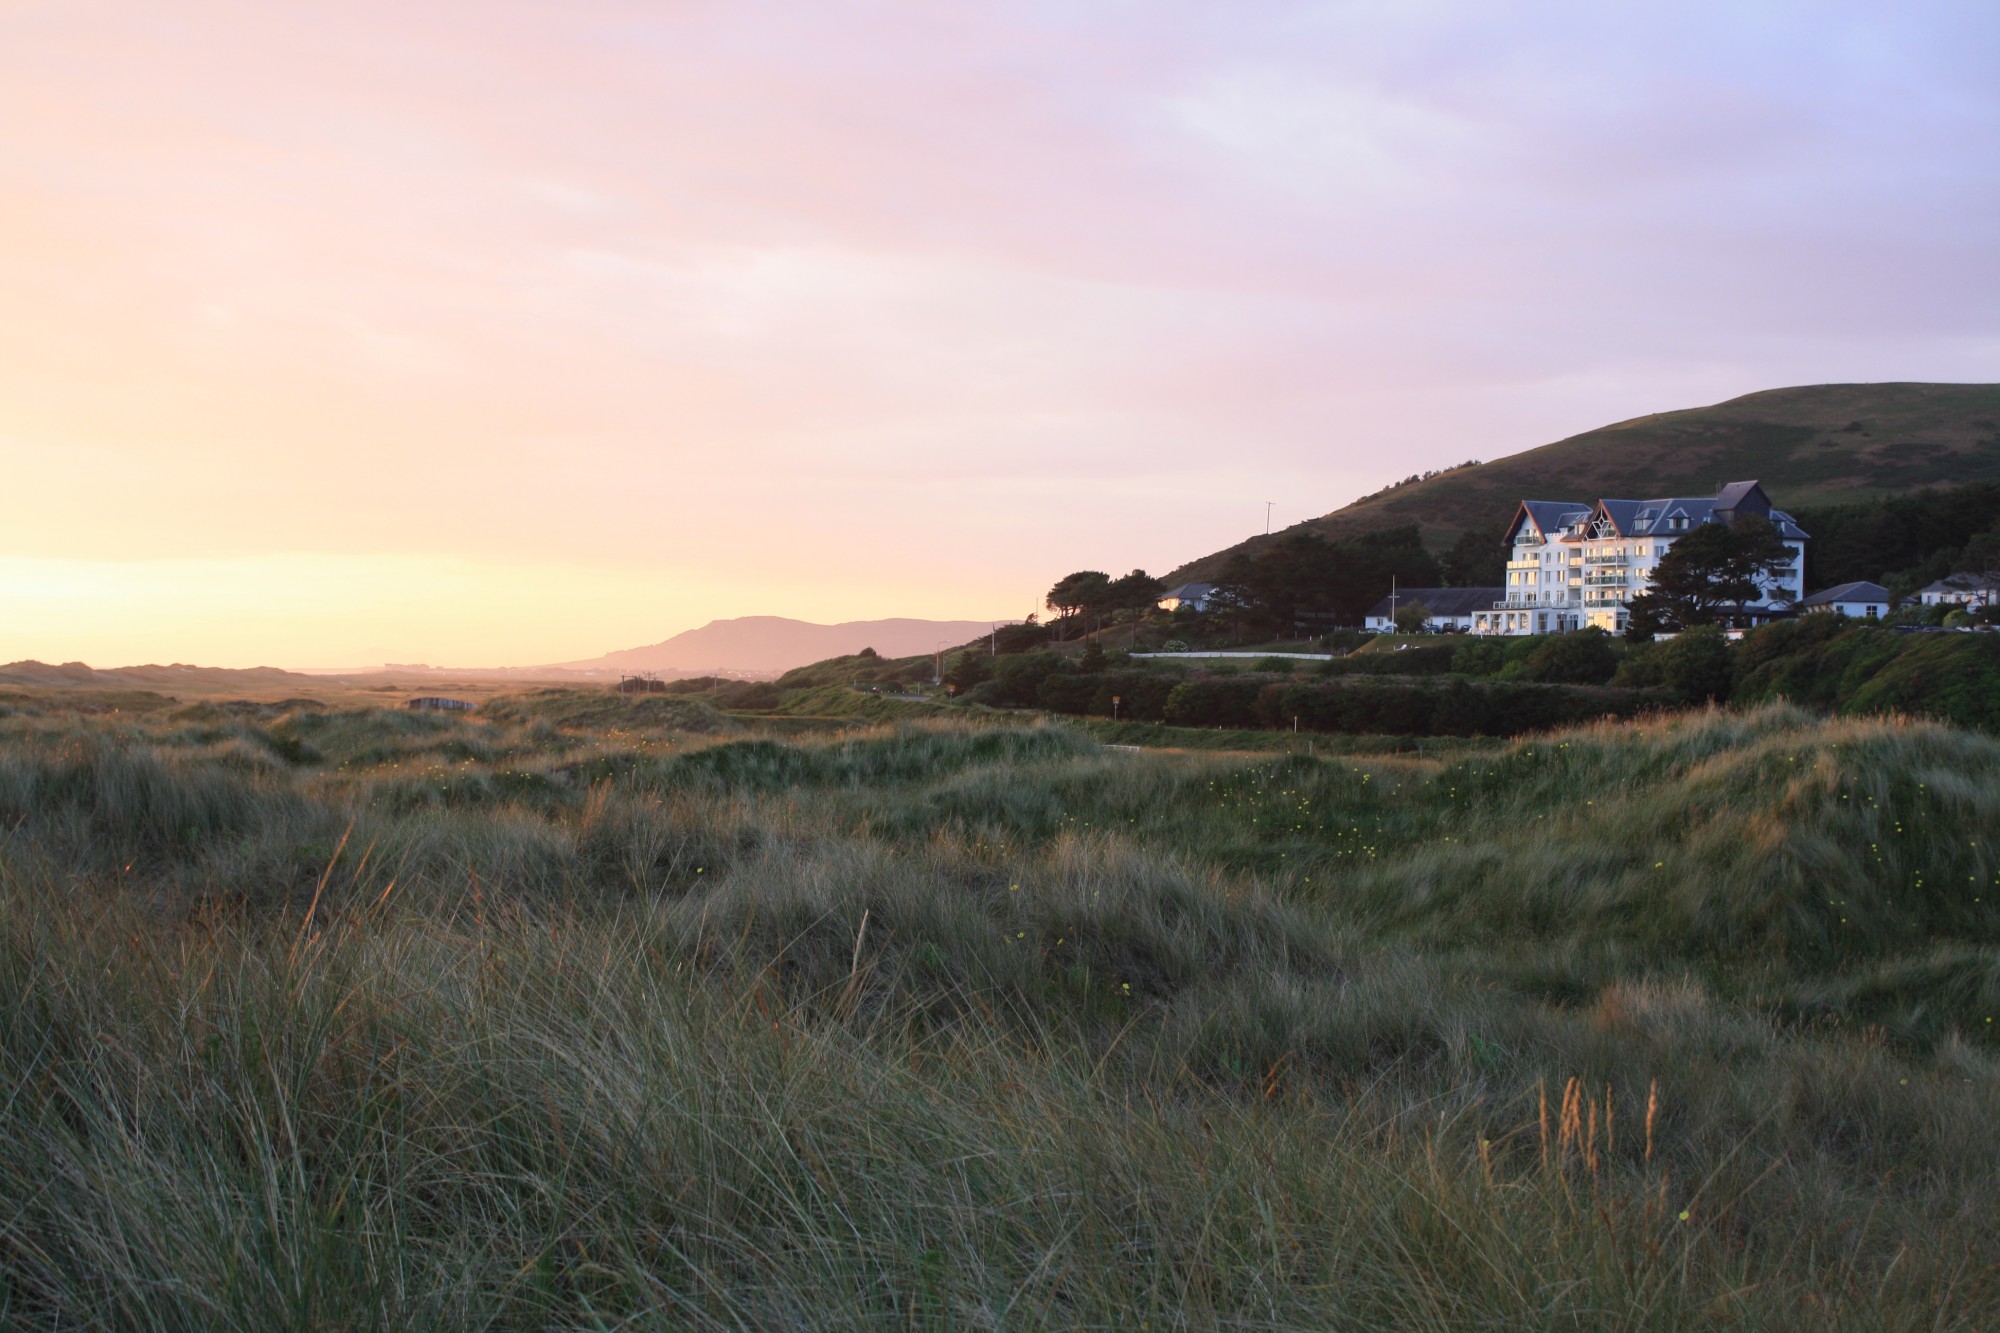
[0, 1, 1995, 664]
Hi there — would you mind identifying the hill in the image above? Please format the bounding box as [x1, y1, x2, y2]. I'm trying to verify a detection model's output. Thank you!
[1170, 381, 2000, 581]
[0, 660, 318, 691]
[556, 615, 1001, 677]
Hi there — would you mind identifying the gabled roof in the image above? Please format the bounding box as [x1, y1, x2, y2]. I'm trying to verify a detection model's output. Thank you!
[1712, 480, 1772, 518]
[1160, 582, 1215, 600]
[1801, 581, 1891, 607]
[1767, 509, 1810, 541]
[1505, 500, 1592, 544]
[1586, 482, 1809, 540]
[1364, 587, 1503, 618]
[1920, 573, 2000, 593]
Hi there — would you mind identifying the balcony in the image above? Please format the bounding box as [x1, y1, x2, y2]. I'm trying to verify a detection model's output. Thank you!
[1583, 552, 1627, 566]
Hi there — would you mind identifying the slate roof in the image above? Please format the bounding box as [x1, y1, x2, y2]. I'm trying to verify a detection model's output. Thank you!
[1161, 582, 1215, 600]
[1506, 500, 1593, 544]
[1712, 480, 1771, 517]
[1365, 587, 1504, 619]
[1801, 581, 1891, 607]
[1920, 573, 2000, 594]
[1590, 482, 1810, 541]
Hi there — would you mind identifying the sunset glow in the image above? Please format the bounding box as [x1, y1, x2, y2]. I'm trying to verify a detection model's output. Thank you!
[4, 1, 1995, 666]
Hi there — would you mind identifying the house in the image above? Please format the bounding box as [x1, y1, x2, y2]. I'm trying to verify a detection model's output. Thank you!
[1473, 499, 1593, 637]
[407, 696, 475, 711]
[1156, 582, 1218, 613]
[1363, 587, 1504, 633]
[1800, 581, 1892, 619]
[1471, 481, 1809, 636]
[1916, 573, 2000, 608]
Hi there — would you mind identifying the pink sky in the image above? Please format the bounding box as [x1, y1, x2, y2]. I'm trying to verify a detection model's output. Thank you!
[3, 1, 1995, 666]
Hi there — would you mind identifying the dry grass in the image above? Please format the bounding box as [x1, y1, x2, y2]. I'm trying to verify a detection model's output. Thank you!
[0, 696, 1995, 1327]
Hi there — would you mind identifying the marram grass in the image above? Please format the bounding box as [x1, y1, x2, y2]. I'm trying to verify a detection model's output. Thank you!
[0, 697, 1995, 1328]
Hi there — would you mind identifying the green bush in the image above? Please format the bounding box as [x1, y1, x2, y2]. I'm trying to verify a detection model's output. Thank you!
[1610, 641, 1667, 689]
[1450, 639, 1507, 677]
[988, 652, 1066, 707]
[1163, 677, 1265, 727]
[1660, 627, 1735, 703]
[1521, 629, 1618, 685]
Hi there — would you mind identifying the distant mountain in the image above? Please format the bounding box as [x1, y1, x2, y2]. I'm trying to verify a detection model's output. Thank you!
[559, 616, 1003, 676]
[1169, 382, 2000, 582]
[0, 660, 317, 690]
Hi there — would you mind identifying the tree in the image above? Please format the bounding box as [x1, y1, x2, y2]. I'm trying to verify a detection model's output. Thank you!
[1213, 526, 1443, 636]
[1393, 599, 1431, 634]
[1441, 527, 1506, 587]
[1106, 569, 1164, 611]
[1216, 533, 1341, 635]
[945, 651, 992, 691]
[1045, 571, 1112, 627]
[1633, 515, 1794, 629]
[1078, 638, 1107, 671]
[1962, 526, 2000, 608]
[1623, 597, 1668, 643]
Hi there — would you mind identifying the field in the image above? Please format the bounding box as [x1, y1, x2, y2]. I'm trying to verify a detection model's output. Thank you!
[2, 688, 1998, 1328]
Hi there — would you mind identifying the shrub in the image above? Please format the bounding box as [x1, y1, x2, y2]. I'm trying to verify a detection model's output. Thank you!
[1092, 671, 1175, 722]
[1450, 639, 1507, 677]
[714, 680, 783, 710]
[1324, 644, 1457, 677]
[1611, 642, 1667, 689]
[946, 651, 993, 691]
[1661, 627, 1735, 703]
[1037, 671, 1098, 715]
[1521, 629, 1618, 685]
[1163, 678, 1264, 727]
[989, 653, 1066, 708]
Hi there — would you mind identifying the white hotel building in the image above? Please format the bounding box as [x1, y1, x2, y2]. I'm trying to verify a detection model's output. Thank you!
[1470, 481, 1809, 636]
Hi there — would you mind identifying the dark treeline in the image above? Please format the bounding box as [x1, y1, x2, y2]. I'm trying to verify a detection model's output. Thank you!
[954, 615, 2000, 738]
[1211, 527, 1442, 634]
[967, 650, 1652, 737]
[1795, 480, 2000, 593]
[1045, 524, 1513, 643]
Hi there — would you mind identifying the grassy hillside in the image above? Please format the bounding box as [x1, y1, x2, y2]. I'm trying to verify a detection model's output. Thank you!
[1, 695, 1999, 1326]
[1173, 381, 2000, 580]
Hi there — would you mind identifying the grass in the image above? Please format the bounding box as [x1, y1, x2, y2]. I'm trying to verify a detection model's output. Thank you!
[0, 693, 1997, 1327]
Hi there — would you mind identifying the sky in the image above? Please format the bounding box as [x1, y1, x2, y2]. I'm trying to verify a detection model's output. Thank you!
[2, 0, 1996, 668]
